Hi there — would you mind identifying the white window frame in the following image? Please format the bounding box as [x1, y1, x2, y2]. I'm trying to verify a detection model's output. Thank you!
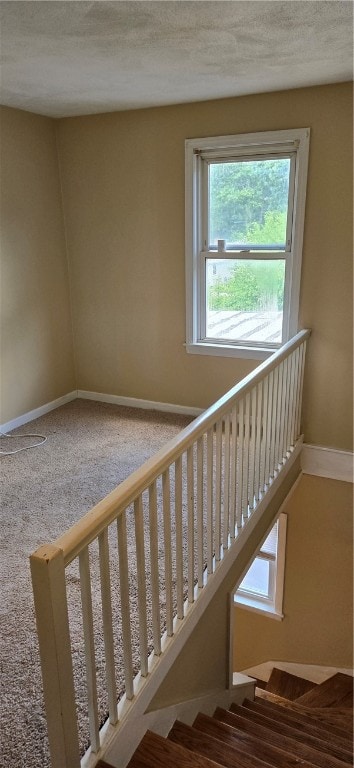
[234, 513, 287, 620]
[185, 128, 310, 360]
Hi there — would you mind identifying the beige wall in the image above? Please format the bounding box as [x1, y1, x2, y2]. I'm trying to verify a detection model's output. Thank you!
[1, 85, 352, 450]
[0, 107, 76, 424]
[233, 474, 353, 672]
[57, 82, 353, 451]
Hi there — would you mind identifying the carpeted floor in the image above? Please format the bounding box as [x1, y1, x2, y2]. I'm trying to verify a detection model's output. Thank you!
[0, 399, 192, 768]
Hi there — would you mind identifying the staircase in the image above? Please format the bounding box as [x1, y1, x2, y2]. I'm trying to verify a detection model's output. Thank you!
[97, 669, 353, 768]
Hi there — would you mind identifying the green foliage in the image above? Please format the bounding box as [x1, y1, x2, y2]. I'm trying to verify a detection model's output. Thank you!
[246, 211, 287, 246]
[208, 261, 285, 312]
[209, 159, 290, 245]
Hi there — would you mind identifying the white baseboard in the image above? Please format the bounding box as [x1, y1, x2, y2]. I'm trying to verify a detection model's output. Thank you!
[2, 394, 352, 484]
[0, 391, 77, 434]
[302, 444, 353, 483]
[77, 390, 203, 418]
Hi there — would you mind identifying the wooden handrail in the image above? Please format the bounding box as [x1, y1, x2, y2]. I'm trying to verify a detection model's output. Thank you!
[55, 330, 310, 566]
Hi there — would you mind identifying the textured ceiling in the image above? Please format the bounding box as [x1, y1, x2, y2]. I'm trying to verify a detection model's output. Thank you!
[0, 0, 353, 118]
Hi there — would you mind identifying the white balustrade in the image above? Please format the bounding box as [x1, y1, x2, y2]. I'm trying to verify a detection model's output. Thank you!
[30, 329, 310, 768]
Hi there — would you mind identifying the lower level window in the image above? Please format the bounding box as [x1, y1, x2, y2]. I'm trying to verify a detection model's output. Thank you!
[234, 513, 287, 619]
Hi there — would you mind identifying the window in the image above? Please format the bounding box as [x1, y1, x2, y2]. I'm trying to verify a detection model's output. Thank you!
[234, 513, 287, 619]
[185, 129, 310, 359]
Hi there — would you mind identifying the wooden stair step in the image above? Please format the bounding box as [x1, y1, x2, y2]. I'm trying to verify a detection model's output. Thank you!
[213, 707, 352, 768]
[254, 694, 353, 747]
[96, 762, 115, 768]
[265, 668, 318, 700]
[168, 719, 272, 768]
[256, 687, 354, 736]
[193, 711, 319, 768]
[231, 701, 353, 764]
[126, 729, 225, 768]
[296, 674, 354, 708]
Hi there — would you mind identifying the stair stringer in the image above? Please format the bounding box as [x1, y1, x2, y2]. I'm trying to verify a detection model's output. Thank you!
[97, 675, 255, 768]
[82, 441, 303, 768]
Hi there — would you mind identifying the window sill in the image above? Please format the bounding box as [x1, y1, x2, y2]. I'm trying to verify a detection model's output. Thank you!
[185, 342, 275, 361]
[235, 594, 284, 621]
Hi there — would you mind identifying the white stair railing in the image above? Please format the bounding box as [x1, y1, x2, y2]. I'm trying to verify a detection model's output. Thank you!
[30, 329, 310, 768]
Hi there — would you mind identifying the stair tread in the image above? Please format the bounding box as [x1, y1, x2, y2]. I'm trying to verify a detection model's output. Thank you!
[169, 720, 273, 768]
[96, 762, 115, 768]
[230, 701, 353, 763]
[254, 694, 353, 745]
[213, 706, 352, 768]
[126, 729, 226, 768]
[193, 711, 320, 768]
[295, 673, 354, 708]
[256, 687, 354, 735]
[265, 668, 318, 700]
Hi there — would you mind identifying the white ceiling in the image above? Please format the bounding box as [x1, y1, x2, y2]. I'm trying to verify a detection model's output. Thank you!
[0, 0, 353, 119]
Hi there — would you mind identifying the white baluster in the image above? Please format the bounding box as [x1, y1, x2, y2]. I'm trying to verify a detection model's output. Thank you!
[265, 370, 273, 484]
[296, 342, 306, 437]
[282, 356, 291, 458]
[254, 381, 263, 504]
[275, 362, 283, 469]
[134, 496, 148, 676]
[162, 470, 173, 636]
[222, 413, 230, 549]
[249, 387, 257, 512]
[117, 511, 134, 700]
[230, 405, 237, 536]
[148, 481, 162, 652]
[98, 529, 118, 724]
[79, 547, 100, 753]
[197, 437, 204, 588]
[207, 428, 214, 575]
[236, 400, 244, 529]
[187, 446, 195, 602]
[260, 375, 268, 494]
[242, 392, 250, 518]
[270, 367, 279, 476]
[174, 458, 184, 619]
[215, 420, 222, 558]
[279, 359, 287, 464]
[286, 351, 296, 451]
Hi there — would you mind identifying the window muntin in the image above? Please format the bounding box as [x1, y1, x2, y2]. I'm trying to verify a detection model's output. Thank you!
[185, 129, 310, 359]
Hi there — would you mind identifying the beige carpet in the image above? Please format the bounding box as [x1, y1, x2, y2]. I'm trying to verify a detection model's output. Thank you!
[0, 399, 192, 768]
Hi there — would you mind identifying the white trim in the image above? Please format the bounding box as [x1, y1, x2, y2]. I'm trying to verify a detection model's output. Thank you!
[90, 676, 255, 768]
[302, 444, 354, 483]
[235, 597, 284, 621]
[185, 342, 273, 360]
[234, 511, 288, 621]
[77, 390, 203, 418]
[0, 391, 77, 434]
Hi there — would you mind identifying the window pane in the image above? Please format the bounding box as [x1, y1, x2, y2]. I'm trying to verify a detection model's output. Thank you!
[239, 557, 270, 597]
[209, 158, 291, 249]
[206, 259, 285, 344]
[261, 520, 278, 557]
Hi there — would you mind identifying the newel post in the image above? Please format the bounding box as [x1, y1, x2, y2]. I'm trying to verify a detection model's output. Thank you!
[30, 544, 80, 768]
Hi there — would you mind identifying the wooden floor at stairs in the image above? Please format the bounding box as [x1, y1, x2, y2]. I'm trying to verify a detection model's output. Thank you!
[97, 668, 353, 768]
